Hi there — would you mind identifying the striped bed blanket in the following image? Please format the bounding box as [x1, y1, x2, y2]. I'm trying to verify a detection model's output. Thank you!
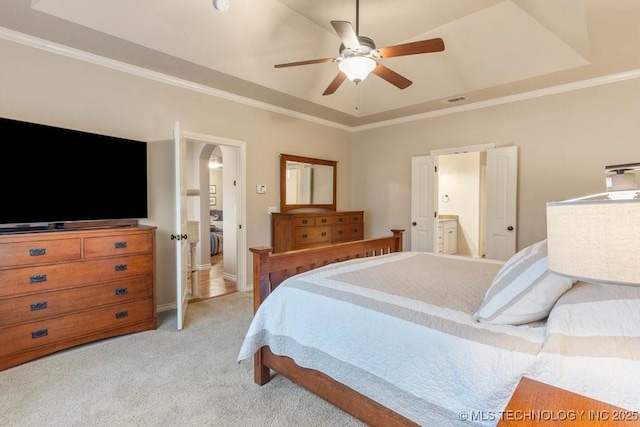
[238, 251, 640, 426]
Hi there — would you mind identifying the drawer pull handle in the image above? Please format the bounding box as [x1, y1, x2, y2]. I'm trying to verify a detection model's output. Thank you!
[353, 228, 359, 233]
[321, 219, 327, 223]
[30, 302, 48, 311]
[301, 234, 308, 239]
[338, 230, 343, 235]
[31, 329, 48, 339]
[29, 248, 46, 256]
[115, 311, 128, 319]
[114, 241, 128, 249]
[114, 264, 128, 272]
[321, 232, 327, 236]
[115, 287, 128, 295]
[302, 219, 308, 224]
[338, 218, 344, 222]
[30, 274, 47, 284]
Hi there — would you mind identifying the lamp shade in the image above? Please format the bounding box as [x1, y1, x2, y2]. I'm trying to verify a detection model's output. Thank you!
[546, 192, 640, 286]
[338, 57, 376, 83]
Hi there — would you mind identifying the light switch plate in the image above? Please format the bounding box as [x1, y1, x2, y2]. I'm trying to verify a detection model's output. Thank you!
[256, 184, 267, 194]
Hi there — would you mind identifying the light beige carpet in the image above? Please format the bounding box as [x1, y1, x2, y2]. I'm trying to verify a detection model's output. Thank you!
[0, 291, 364, 426]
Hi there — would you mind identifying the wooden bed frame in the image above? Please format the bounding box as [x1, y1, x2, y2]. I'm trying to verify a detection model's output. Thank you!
[249, 229, 418, 427]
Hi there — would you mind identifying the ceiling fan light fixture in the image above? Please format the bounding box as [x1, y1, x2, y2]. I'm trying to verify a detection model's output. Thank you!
[338, 56, 376, 83]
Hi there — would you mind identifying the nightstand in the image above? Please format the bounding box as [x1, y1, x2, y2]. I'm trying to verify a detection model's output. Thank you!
[498, 377, 638, 426]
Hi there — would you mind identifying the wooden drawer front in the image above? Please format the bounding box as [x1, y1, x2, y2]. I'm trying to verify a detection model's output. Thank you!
[313, 216, 337, 226]
[294, 217, 316, 227]
[334, 225, 364, 242]
[84, 233, 153, 258]
[0, 299, 153, 358]
[0, 254, 153, 298]
[348, 213, 363, 224]
[295, 227, 332, 247]
[0, 276, 153, 326]
[0, 239, 81, 268]
[334, 215, 352, 225]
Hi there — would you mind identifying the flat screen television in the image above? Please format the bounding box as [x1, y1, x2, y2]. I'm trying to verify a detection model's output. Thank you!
[0, 117, 148, 232]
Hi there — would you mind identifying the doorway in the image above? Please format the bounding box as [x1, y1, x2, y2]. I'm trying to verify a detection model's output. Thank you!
[437, 151, 487, 258]
[410, 144, 518, 260]
[185, 140, 239, 302]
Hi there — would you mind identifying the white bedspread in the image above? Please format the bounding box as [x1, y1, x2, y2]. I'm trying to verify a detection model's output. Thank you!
[238, 252, 549, 426]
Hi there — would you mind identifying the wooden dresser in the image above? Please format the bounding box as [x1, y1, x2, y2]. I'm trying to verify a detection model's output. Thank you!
[271, 211, 364, 253]
[0, 225, 156, 371]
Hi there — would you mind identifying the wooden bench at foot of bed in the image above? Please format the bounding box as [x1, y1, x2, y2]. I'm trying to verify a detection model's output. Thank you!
[249, 230, 416, 427]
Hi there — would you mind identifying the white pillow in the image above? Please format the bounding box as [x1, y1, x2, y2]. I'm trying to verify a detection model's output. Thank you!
[474, 240, 575, 325]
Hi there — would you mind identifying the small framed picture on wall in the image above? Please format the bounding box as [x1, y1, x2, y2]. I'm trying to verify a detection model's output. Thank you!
[210, 185, 216, 194]
[210, 196, 217, 206]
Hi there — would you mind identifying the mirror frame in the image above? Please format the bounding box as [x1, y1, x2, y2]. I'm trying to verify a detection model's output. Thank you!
[280, 153, 337, 213]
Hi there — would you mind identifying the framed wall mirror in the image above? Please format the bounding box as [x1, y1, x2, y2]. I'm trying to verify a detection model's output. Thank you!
[280, 154, 337, 212]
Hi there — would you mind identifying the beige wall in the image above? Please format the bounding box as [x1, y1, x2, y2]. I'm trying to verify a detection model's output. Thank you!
[0, 39, 352, 307]
[352, 78, 640, 251]
[3, 37, 640, 307]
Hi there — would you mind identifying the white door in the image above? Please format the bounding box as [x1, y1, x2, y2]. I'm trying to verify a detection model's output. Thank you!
[485, 146, 518, 260]
[410, 156, 438, 252]
[174, 122, 189, 330]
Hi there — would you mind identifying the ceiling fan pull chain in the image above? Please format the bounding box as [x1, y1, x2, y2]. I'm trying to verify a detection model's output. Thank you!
[356, 84, 361, 110]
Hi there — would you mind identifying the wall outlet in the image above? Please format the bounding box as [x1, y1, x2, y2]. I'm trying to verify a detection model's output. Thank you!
[267, 206, 277, 214]
[256, 184, 267, 194]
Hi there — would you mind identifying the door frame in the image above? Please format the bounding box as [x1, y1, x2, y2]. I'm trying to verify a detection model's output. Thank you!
[183, 129, 247, 293]
[411, 143, 518, 260]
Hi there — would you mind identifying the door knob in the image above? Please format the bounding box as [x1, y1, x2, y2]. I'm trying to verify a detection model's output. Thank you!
[507, 226, 514, 231]
[412, 222, 417, 226]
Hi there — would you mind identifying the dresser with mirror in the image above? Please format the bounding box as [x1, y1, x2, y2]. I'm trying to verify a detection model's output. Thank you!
[271, 154, 364, 253]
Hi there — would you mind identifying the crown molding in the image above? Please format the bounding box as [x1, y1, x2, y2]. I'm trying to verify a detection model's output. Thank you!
[2, 26, 640, 133]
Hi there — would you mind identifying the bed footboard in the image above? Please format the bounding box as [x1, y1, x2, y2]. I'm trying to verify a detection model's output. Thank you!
[247, 229, 411, 426]
[250, 229, 404, 312]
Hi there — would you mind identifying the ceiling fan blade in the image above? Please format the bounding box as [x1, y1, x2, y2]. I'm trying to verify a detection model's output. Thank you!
[322, 72, 347, 96]
[377, 37, 445, 58]
[274, 58, 336, 68]
[331, 21, 360, 51]
[372, 64, 412, 89]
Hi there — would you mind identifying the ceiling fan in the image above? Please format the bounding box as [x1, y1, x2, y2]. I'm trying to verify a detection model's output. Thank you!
[274, 0, 445, 96]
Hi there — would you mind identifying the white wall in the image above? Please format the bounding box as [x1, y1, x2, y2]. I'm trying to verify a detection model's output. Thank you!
[438, 152, 481, 257]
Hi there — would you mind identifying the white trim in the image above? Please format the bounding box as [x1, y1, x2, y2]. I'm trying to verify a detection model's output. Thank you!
[0, 27, 351, 132]
[430, 143, 496, 156]
[353, 69, 640, 131]
[3, 26, 640, 132]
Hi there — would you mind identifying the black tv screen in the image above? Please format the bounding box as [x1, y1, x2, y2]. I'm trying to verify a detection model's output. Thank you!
[0, 117, 148, 228]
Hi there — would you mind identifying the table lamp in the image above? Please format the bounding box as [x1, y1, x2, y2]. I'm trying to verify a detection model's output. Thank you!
[546, 189, 640, 286]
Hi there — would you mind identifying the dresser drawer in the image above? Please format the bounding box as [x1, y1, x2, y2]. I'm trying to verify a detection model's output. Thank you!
[0, 276, 153, 326]
[313, 215, 337, 226]
[347, 213, 363, 224]
[0, 254, 153, 298]
[0, 298, 154, 358]
[295, 227, 332, 247]
[84, 233, 153, 258]
[334, 224, 364, 242]
[294, 217, 315, 227]
[0, 238, 81, 268]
